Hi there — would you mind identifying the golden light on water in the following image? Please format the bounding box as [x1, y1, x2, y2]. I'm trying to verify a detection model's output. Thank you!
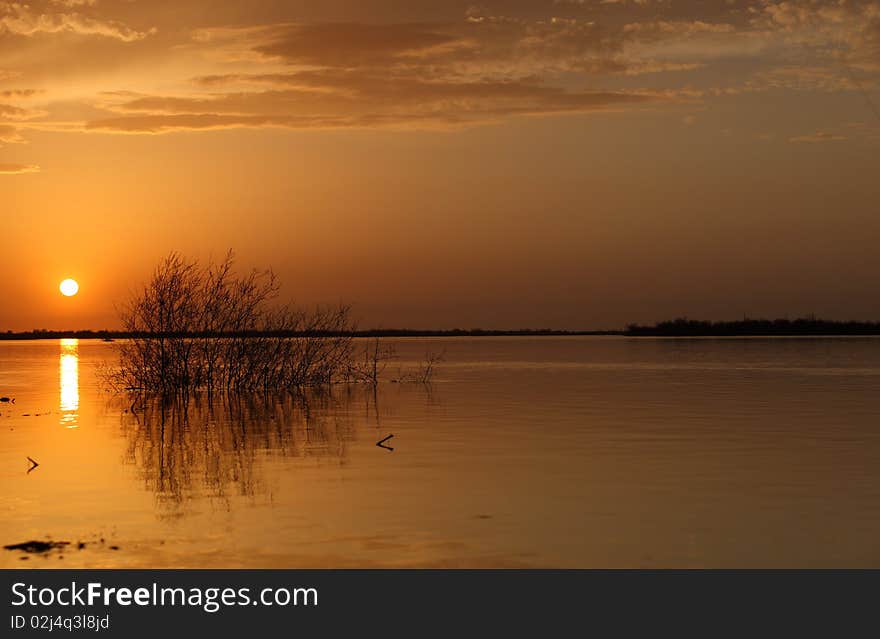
[60, 338, 79, 428]
[60, 279, 79, 297]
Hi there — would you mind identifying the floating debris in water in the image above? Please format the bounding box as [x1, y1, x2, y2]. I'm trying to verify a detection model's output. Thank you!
[4, 538, 120, 554]
[4, 540, 70, 554]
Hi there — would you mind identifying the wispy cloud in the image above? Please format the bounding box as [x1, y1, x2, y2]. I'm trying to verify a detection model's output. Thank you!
[0, 102, 48, 120]
[789, 131, 848, 143]
[0, 162, 39, 174]
[87, 81, 654, 133]
[0, 1, 154, 41]
[0, 124, 25, 145]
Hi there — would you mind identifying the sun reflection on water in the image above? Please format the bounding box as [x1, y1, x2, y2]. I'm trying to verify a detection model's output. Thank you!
[60, 338, 79, 428]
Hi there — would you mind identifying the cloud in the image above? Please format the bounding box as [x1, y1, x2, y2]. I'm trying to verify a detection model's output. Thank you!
[51, 0, 97, 7]
[749, 1, 880, 65]
[0, 124, 25, 144]
[189, 15, 748, 79]
[2, 1, 880, 142]
[789, 131, 848, 143]
[0, 88, 43, 98]
[68, 6, 877, 135]
[252, 23, 460, 66]
[750, 66, 871, 92]
[0, 162, 39, 174]
[622, 20, 736, 40]
[0, 102, 47, 120]
[190, 18, 621, 74]
[87, 77, 655, 133]
[0, 1, 154, 41]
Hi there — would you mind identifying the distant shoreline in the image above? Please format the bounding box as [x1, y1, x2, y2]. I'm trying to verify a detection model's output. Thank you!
[3, 318, 880, 340]
[0, 329, 620, 340]
[624, 318, 880, 337]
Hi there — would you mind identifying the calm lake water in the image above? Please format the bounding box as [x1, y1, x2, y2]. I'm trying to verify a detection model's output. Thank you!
[1, 337, 880, 568]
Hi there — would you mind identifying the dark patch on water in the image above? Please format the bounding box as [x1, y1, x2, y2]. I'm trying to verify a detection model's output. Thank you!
[4, 540, 70, 554]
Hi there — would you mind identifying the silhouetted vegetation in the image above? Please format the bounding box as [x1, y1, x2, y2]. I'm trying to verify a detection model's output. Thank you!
[0, 327, 614, 340]
[0, 329, 123, 340]
[108, 252, 355, 394]
[398, 350, 445, 384]
[348, 338, 397, 386]
[4, 317, 879, 342]
[625, 317, 880, 336]
[97, 252, 454, 395]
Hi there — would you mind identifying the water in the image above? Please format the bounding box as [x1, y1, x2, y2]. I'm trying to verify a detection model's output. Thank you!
[1, 337, 880, 568]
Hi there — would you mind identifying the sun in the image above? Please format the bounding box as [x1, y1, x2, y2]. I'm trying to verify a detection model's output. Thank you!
[60, 279, 79, 297]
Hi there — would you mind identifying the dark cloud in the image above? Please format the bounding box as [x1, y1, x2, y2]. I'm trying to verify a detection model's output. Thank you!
[251, 22, 460, 66]
[1, 0, 879, 138]
[0, 88, 42, 98]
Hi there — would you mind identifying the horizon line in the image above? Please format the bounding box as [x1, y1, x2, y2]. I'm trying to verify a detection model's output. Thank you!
[5, 317, 880, 339]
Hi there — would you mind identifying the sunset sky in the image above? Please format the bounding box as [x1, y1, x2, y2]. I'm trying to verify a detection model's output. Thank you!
[1, 0, 879, 330]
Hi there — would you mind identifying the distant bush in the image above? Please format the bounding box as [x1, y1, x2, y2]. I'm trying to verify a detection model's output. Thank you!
[625, 316, 880, 336]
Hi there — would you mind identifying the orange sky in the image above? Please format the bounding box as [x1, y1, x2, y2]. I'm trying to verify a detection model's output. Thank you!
[1, 1, 879, 330]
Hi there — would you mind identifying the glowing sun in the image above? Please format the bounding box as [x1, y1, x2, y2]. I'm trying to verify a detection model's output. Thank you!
[60, 279, 79, 297]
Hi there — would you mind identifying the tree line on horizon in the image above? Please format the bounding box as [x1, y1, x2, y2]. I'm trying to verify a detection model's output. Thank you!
[0, 327, 604, 339]
[4, 317, 880, 340]
[624, 317, 880, 336]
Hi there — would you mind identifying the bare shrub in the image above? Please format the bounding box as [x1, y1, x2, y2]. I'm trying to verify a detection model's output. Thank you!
[111, 251, 355, 395]
[348, 338, 397, 385]
[399, 349, 445, 384]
